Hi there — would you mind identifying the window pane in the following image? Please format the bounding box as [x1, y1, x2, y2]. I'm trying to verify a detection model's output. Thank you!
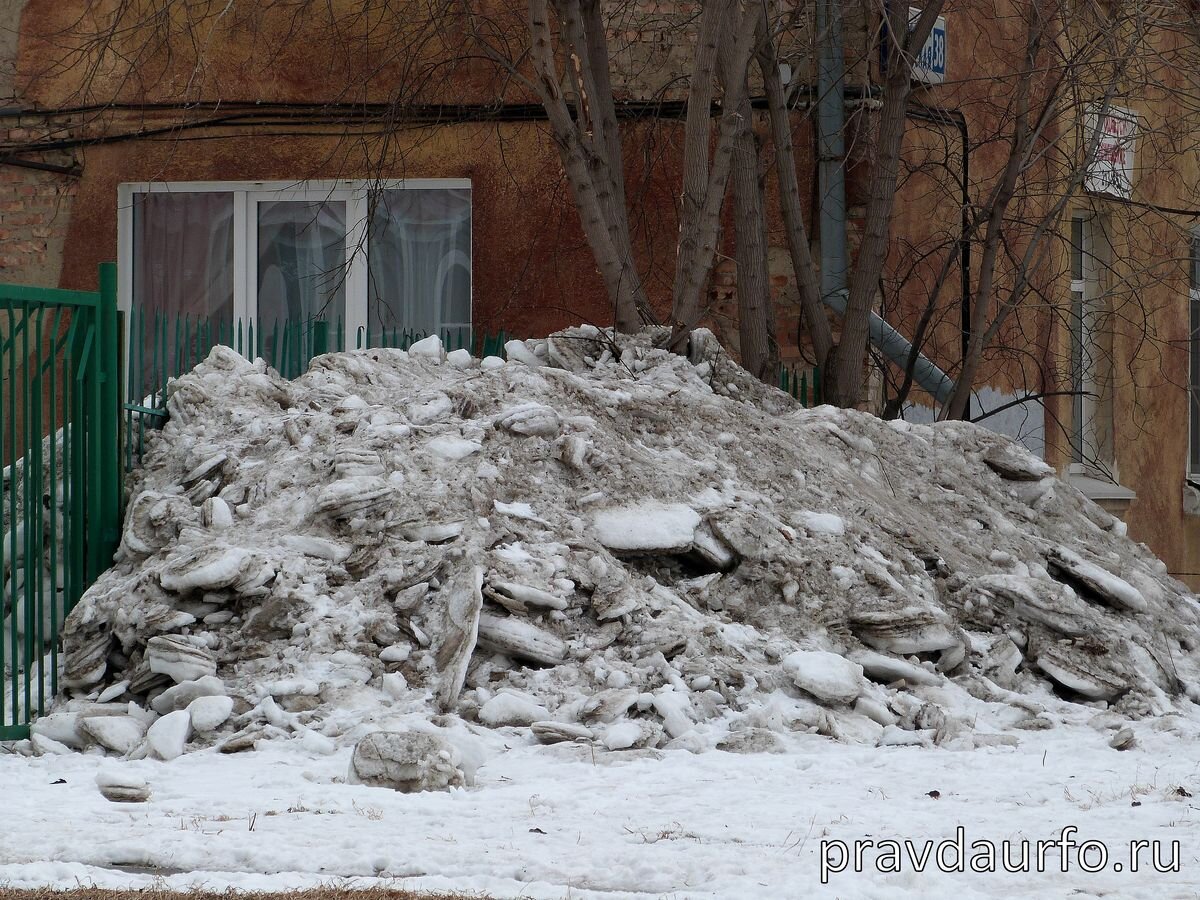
[132, 192, 234, 398]
[367, 188, 471, 346]
[257, 200, 346, 371]
[257, 200, 347, 324]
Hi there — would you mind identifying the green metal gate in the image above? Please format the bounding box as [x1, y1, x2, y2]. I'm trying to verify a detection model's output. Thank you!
[0, 263, 122, 740]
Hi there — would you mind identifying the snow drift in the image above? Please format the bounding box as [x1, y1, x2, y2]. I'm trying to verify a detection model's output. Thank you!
[38, 326, 1200, 762]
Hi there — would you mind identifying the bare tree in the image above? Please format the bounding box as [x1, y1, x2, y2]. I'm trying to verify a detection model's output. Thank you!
[10, 0, 1196, 420]
[868, 0, 1200, 474]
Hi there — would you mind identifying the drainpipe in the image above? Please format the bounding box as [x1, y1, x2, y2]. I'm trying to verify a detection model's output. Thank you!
[821, 289, 955, 404]
[817, 4, 956, 406]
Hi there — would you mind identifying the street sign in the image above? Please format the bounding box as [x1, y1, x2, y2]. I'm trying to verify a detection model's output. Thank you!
[1085, 105, 1139, 200]
[909, 8, 947, 85]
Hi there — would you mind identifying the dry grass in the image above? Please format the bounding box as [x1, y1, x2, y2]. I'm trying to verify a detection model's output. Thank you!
[0, 891, 492, 900]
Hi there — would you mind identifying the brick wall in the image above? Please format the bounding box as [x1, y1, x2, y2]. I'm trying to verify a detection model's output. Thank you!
[0, 120, 77, 288]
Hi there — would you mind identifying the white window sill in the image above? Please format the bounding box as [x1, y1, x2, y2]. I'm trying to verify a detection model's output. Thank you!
[1067, 473, 1136, 504]
[1184, 480, 1200, 517]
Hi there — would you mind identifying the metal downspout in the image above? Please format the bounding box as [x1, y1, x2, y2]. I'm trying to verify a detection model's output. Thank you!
[817, 7, 957, 406]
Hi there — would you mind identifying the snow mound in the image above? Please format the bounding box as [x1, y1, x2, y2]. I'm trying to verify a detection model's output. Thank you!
[46, 326, 1200, 761]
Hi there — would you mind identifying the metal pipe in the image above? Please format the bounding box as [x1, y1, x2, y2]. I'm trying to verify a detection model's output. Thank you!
[822, 288, 956, 404]
[816, 12, 954, 405]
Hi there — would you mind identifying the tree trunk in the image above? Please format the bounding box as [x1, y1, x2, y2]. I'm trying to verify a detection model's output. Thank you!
[824, 1, 944, 407]
[730, 124, 777, 380]
[670, 3, 762, 346]
[721, 20, 775, 380]
[757, 33, 832, 367]
[670, 0, 728, 339]
[571, 0, 655, 329]
[526, 0, 649, 333]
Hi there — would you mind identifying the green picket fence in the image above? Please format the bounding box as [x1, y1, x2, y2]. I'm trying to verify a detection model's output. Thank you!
[0, 264, 122, 740]
[779, 363, 823, 407]
[122, 312, 517, 470]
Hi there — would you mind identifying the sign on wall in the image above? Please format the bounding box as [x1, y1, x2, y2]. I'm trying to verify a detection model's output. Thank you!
[908, 7, 947, 85]
[1085, 105, 1139, 200]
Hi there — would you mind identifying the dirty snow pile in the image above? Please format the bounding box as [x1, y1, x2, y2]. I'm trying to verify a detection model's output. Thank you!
[24, 326, 1200, 769]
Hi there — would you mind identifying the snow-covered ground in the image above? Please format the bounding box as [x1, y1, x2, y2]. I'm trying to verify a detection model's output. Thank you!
[2, 716, 1199, 898]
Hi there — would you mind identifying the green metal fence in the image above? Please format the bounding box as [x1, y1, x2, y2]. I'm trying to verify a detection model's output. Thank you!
[0, 263, 122, 740]
[123, 313, 516, 469]
[122, 314, 819, 469]
[779, 363, 823, 407]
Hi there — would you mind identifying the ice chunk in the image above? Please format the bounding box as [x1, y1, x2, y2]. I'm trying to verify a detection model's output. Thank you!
[151, 675, 226, 715]
[532, 721, 593, 744]
[407, 393, 454, 425]
[504, 340, 543, 367]
[592, 502, 701, 552]
[145, 635, 217, 684]
[791, 510, 846, 536]
[348, 730, 463, 793]
[187, 695, 234, 732]
[96, 769, 150, 802]
[380, 645, 411, 664]
[479, 691, 549, 727]
[603, 720, 642, 750]
[80, 715, 146, 755]
[446, 348, 474, 368]
[382, 672, 409, 698]
[782, 650, 865, 705]
[282, 535, 352, 562]
[425, 435, 482, 461]
[1047, 548, 1147, 613]
[408, 334, 446, 362]
[493, 500, 545, 522]
[651, 687, 694, 738]
[159, 545, 251, 592]
[146, 709, 192, 761]
[312, 476, 394, 518]
[200, 496, 234, 530]
[495, 403, 561, 437]
[848, 650, 939, 686]
[477, 612, 567, 665]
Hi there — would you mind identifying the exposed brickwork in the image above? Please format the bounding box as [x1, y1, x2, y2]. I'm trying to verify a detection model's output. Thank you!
[0, 119, 77, 287]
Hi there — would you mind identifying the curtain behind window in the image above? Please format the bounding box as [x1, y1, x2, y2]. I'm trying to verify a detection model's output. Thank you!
[256, 200, 347, 326]
[256, 200, 347, 370]
[367, 188, 471, 345]
[132, 192, 234, 398]
[133, 192, 235, 322]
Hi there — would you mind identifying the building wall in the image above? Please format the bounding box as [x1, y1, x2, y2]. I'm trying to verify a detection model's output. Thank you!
[1, 0, 75, 287]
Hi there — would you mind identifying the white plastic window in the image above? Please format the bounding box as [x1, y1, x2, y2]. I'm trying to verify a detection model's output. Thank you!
[1068, 212, 1108, 472]
[118, 179, 472, 355]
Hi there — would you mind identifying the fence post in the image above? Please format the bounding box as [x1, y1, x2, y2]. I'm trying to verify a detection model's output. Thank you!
[88, 262, 121, 582]
[313, 319, 329, 357]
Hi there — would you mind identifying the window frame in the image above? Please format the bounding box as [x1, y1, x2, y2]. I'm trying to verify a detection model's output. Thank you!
[117, 178, 473, 354]
[1067, 210, 1110, 475]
